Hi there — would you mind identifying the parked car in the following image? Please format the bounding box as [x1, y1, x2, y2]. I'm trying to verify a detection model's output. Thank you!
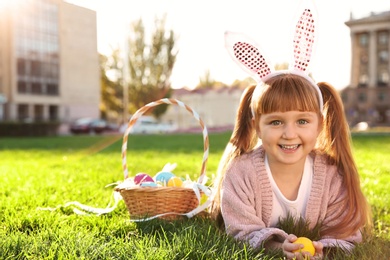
[69, 118, 117, 134]
[352, 121, 370, 132]
[119, 116, 177, 134]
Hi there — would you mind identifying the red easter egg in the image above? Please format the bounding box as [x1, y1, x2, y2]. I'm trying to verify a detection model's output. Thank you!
[134, 173, 154, 185]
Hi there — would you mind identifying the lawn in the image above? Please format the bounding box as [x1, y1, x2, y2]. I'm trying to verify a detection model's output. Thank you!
[0, 132, 389, 259]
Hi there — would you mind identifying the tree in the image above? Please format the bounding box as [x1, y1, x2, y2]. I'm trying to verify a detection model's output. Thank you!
[230, 62, 288, 89]
[126, 15, 178, 118]
[196, 69, 215, 89]
[275, 62, 289, 71]
[275, 62, 314, 79]
[195, 70, 227, 89]
[99, 52, 123, 121]
[231, 77, 256, 89]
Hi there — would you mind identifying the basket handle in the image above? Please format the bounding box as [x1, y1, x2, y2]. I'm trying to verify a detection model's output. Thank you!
[121, 98, 209, 184]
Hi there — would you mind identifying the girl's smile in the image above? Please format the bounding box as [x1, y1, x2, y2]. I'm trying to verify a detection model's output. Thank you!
[258, 110, 321, 168]
[279, 144, 300, 152]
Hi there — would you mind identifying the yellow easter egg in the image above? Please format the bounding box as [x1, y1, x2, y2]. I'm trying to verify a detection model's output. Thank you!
[167, 176, 183, 187]
[200, 193, 208, 205]
[293, 237, 315, 256]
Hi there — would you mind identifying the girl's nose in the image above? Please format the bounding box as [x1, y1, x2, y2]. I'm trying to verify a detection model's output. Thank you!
[282, 124, 298, 139]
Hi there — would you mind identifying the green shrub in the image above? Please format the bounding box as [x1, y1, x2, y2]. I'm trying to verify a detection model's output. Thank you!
[0, 121, 60, 137]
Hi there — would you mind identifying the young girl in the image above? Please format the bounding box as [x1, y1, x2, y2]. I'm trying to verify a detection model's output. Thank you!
[211, 7, 372, 260]
[211, 76, 372, 259]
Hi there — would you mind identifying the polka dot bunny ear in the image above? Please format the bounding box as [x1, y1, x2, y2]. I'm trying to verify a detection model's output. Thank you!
[225, 0, 319, 83]
[225, 1, 324, 113]
[224, 31, 275, 83]
[290, 8, 317, 73]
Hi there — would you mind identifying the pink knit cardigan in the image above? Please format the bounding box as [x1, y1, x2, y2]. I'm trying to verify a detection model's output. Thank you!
[221, 146, 362, 252]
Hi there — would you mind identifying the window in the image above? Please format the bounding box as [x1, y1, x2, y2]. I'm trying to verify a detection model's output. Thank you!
[378, 92, 386, 102]
[378, 50, 389, 64]
[17, 58, 27, 75]
[377, 71, 389, 86]
[359, 33, 369, 47]
[49, 105, 58, 121]
[50, 65, 59, 78]
[31, 60, 41, 76]
[14, 0, 60, 97]
[17, 81, 28, 93]
[47, 83, 59, 95]
[32, 82, 42, 94]
[17, 104, 29, 121]
[358, 74, 368, 87]
[41, 62, 51, 77]
[358, 93, 366, 102]
[360, 54, 368, 64]
[378, 31, 389, 46]
[34, 105, 44, 121]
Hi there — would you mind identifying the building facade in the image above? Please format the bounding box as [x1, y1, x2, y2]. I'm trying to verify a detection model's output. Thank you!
[342, 11, 390, 126]
[161, 86, 245, 131]
[0, 0, 99, 124]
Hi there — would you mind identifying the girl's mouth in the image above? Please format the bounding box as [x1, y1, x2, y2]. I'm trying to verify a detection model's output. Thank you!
[279, 144, 300, 150]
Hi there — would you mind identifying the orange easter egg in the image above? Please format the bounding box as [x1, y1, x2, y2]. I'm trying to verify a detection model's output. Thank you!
[167, 176, 183, 187]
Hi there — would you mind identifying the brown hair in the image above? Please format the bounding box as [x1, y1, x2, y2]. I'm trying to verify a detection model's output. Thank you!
[315, 81, 372, 238]
[211, 74, 372, 238]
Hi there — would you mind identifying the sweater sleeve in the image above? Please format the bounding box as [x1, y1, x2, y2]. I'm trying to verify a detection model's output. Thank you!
[221, 152, 288, 248]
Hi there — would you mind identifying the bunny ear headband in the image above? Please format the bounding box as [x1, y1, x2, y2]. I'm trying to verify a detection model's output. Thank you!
[225, 7, 324, 114]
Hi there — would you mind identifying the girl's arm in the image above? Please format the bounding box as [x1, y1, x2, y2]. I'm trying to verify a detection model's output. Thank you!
[221, 163, 288, 249]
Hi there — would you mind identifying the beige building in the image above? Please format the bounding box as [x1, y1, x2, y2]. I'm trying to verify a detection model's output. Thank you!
[342, 11, 390, 126]
[0, 0, 99, 124]
[162, 87, 245, 131]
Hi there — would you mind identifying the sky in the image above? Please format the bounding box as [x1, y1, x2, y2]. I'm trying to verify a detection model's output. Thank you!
[65, 0, 390, 90]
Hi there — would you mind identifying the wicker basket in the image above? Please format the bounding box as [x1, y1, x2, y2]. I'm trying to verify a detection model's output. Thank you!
[115, 98, 209, 221]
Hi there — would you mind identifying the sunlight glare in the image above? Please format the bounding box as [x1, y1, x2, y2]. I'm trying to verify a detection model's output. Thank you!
[0, 0, 16, 9]
[0, 0, 9, 7]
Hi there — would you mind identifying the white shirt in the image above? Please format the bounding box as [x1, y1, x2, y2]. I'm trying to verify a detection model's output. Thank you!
[265, 155, 313, 227]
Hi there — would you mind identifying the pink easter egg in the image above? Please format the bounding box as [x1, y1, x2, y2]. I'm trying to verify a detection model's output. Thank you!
[134, 173, 154, 185]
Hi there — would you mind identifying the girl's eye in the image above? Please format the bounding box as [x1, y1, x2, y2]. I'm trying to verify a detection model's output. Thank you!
[298, 119, 308, 125]
[271, 120, 282, 126]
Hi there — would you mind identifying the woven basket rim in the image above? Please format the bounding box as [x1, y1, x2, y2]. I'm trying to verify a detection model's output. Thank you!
[121, 98, 209, 183]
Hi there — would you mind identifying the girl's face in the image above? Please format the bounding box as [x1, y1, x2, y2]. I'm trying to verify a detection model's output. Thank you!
[258, 110, 321, 167]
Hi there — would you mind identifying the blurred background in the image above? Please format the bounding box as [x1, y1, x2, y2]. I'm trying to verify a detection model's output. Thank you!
[0, 0, 389, 136]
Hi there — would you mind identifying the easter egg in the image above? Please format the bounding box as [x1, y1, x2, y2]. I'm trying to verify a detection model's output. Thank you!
[167, 176, 183, 187]
[134, 173, 154, 185]
[140, 182, 158, 187]
[292, 237, 315, 256]
[200, 193, 208, 205]
[154, 171, 175, 185]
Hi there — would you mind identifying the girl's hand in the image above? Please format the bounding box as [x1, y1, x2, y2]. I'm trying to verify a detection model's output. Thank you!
[282, 234, 301, 259]
[282, 235, 324, 259]
[312, 241, 324, 259]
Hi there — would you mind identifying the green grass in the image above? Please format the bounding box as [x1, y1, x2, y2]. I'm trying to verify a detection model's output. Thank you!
[0, 132, 389, 259]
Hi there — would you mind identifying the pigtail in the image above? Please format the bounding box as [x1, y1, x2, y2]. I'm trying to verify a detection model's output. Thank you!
[317, 82, 351, 163]
[210, 85, 258, 228]
[317, 82, 372, 238]
[229, 84, 259, 156]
